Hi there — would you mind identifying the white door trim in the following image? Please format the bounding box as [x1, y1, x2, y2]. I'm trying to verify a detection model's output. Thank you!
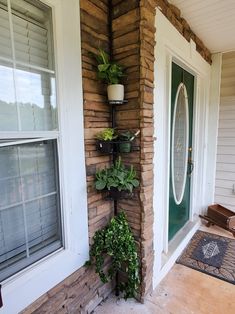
[153, 9, 212, 288]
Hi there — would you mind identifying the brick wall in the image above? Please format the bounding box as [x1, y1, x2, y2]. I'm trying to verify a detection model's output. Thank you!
[112, 0, 155, 300]
[81, 0, 114, 242]
[111, 0, 212, 299]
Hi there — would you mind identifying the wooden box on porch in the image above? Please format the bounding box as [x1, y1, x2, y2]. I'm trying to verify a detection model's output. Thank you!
[200, 204, 235, 237]
[207, 204, 235, 230]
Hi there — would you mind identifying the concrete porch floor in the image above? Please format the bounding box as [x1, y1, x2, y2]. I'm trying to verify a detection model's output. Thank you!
[94, 226, 235, 314]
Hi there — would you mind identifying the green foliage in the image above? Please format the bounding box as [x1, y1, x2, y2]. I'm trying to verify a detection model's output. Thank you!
[118, 131, 135, 141]
[95, 157, 139, 193]
[91, 48, 124, 85]
[96, 128, 117, 141]
[86, 212, 140, 299]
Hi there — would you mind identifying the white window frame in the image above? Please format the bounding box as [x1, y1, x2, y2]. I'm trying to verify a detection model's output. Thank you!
[1, 1, 89, 313]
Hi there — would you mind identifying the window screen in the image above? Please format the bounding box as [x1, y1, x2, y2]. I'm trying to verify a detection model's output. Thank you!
[0, 0, 62, 281]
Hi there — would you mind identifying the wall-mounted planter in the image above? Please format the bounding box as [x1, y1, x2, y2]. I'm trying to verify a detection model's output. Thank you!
[107, 84, 124, 101]
[96, 140, 114, 154]
[95, 157, 139, 199]
[118, 141, 131, 153]
[96, 140, 133, 154]
[108, 188, 131, 200]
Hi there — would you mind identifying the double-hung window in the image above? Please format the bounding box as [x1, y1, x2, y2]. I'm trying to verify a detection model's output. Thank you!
[0, 0, 62, 281]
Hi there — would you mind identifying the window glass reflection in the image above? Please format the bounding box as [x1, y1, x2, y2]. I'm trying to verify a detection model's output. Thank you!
[0, 62, 18, 130]
[16, 67, 57, 131]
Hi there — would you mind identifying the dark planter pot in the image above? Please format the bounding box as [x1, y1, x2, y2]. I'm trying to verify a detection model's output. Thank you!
[108, 188, 129, 200]
[96, 140, 113, 154]
[118, 141, 132, 153]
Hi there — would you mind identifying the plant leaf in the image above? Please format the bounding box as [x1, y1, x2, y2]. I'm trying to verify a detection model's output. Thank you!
[131, 179, 139, 187]
[98, 64, 110, 72]
[95, 181, 106, 190]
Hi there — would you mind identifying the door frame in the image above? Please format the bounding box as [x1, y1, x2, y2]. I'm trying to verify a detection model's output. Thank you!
[153, 9, 212, 288]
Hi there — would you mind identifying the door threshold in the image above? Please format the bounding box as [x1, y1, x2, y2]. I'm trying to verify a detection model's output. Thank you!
[156, 219, 200, 286]
[167, 220, 198, 262]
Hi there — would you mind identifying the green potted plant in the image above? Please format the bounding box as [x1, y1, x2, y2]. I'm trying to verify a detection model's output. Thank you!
[91, 48, 124, 101]
[85, 211, 140, 299]
[118, 131, 134, 153]
[118, 130, 140, 153]
[96, 128, 117, 154]
[95, 157, 139, 199]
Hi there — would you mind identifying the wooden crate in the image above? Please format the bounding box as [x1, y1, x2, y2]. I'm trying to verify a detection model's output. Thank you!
[199, 204, 235, 237]
[208, 204, 235, 230]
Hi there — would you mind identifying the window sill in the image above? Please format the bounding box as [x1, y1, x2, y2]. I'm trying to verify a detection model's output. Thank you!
[2, 247, 88, 313]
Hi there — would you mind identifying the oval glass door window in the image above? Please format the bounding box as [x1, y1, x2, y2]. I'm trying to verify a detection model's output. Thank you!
[171, 83, 189, 205]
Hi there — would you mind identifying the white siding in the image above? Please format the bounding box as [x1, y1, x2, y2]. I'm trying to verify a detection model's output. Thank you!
[215, 52, 235, 212]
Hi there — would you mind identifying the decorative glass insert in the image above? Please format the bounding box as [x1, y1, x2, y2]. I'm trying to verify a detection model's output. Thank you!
[171, 83, 189, 205]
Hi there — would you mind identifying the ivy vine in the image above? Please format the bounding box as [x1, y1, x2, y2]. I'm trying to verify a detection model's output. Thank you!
[86, 212, 140, 299]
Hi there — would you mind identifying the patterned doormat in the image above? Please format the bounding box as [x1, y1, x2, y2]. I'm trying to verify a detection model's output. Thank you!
[177, 230, 235, 284]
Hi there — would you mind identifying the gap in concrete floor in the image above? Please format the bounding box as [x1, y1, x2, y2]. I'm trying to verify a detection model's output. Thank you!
[94, 225, 235, 314]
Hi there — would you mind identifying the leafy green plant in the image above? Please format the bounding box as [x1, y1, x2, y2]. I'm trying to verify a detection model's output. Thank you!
[118, 131, 135, 141]
[91, 48, 124, 85]
[86, 211, 140, 299]
[96, 128, 117, 141]
[95, 157, 139, 193]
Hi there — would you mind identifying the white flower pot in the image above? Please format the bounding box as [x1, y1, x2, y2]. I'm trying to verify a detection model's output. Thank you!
[107, 84, 124, 101]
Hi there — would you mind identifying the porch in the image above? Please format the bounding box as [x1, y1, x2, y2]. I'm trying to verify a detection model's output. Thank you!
[1, 0, 235, 313]
[94, 226, 235, 314]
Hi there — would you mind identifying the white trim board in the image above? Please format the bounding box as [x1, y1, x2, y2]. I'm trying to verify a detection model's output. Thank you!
[152, 9, 219, 288]
[1, 1, 89, 313]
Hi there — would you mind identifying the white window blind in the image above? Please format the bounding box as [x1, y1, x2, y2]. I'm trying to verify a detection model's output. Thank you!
[0, 0, 62, 281]
[0, 140, 61, 281]
[0, 0, 57, 131]
[0, 5, 11, 59]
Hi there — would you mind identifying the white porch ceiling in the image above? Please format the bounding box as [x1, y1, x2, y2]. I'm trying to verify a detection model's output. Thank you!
[169, 0, 235, 53]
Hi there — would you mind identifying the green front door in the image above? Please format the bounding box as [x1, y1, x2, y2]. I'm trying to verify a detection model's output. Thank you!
[168, 62, 194, 241]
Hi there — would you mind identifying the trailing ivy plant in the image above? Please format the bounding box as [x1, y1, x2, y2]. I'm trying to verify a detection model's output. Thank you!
[95, 157, 139, 193]
[86, 212, 140, 299]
